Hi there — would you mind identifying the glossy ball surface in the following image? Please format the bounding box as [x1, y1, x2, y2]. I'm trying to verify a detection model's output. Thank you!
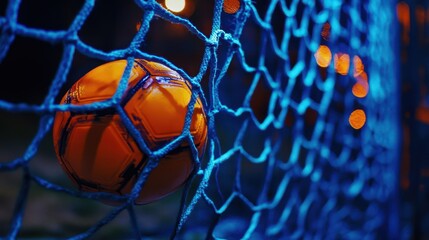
[52, 59, 207, 204]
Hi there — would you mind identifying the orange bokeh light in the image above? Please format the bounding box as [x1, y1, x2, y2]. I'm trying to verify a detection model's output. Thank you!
[356, 71, 368, 82]
[416, 6, 425, 26]
[165, 0, 185, 13]
[352, 79, 369, 98]
[353, 55, 364, 77]
[334, 53, 350, 75]
[349, 109, 366, 129]
[396, 2, 410, 44]
[397, 2, 410, 27]
[136, 21, 141, 32]
[314, 45, 332, 68]
[321, 23, 331, 41]
[223, 0, 241, 14]
[416, 105, 429, 125]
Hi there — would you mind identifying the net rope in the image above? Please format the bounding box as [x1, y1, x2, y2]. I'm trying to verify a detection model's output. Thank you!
[0, 0, 399, 239]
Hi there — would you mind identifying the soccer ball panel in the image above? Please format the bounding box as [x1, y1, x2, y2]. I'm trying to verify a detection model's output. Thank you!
[192, 108, 208, 154]
[121, 147, 194, 204]
[126, 79, 191, 141]
[60, 115, 144, 191]
[74, 60, 147, 104]
[125, 77, 207, 150]
[190, 100, 208, 149]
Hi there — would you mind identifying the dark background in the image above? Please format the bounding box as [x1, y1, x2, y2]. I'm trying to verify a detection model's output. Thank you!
[0, 0, 428, 239]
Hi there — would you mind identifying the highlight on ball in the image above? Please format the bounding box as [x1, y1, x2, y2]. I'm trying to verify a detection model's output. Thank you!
[52, 59, 208, 205]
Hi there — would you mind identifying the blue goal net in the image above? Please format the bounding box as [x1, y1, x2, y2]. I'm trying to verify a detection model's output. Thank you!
[0, 0, 400, 239]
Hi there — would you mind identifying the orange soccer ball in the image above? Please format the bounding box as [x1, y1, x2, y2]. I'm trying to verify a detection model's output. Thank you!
[52, 59, 207, 205]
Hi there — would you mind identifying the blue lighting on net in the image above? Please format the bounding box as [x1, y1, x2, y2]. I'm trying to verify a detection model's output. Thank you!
[0, 0, 399, 239]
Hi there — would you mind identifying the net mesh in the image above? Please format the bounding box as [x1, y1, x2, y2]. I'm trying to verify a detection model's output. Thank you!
[0, 0, 400, 239]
